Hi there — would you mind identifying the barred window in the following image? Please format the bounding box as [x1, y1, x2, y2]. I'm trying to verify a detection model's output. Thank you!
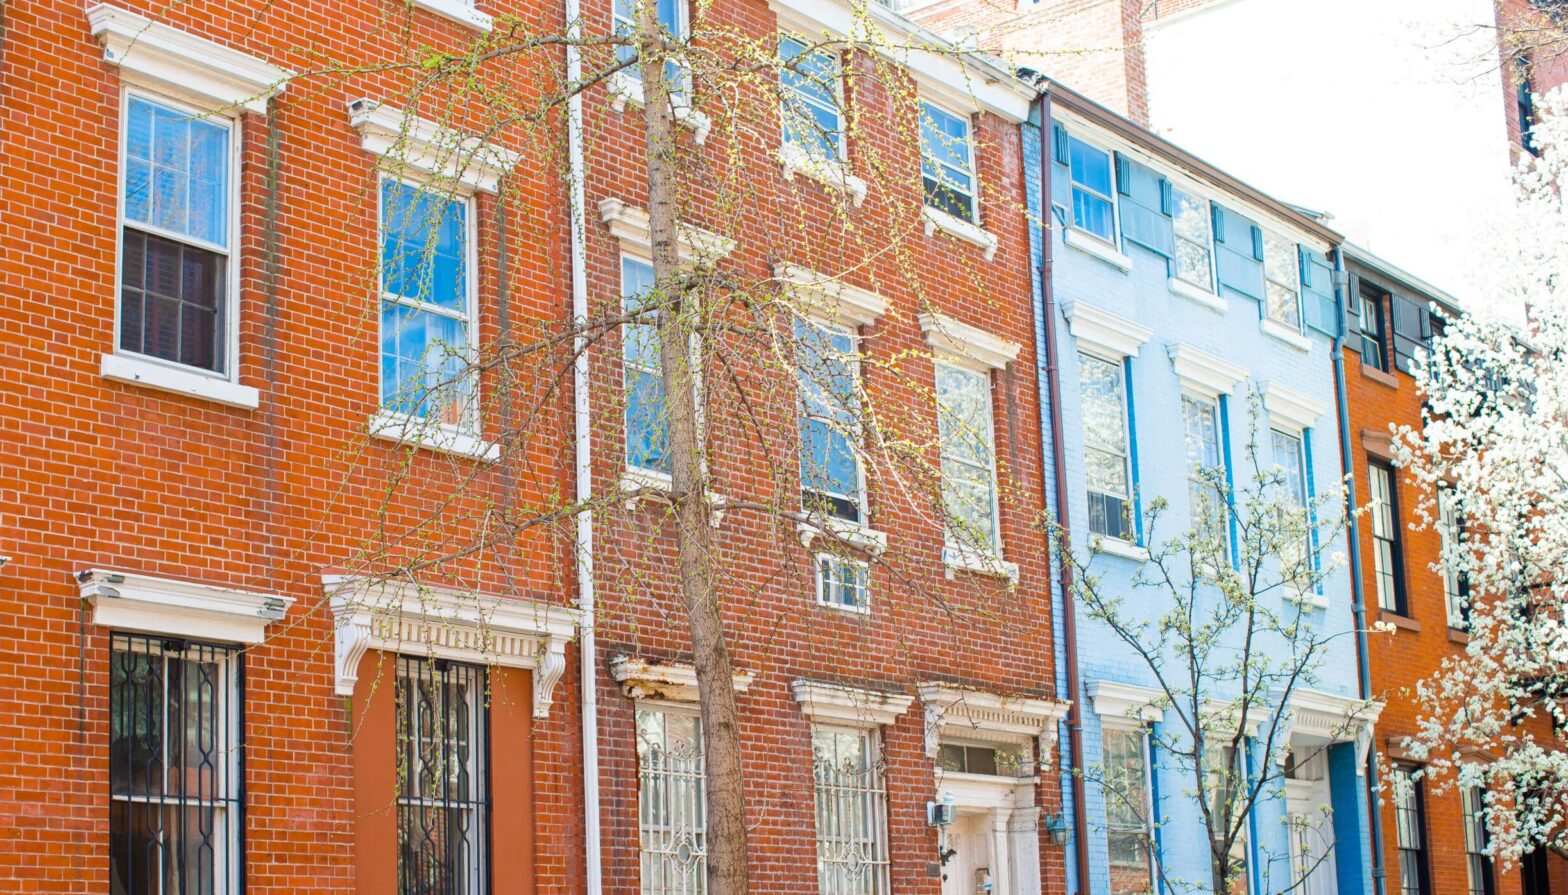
[811, 726, 890, 895]
[637, 706, 707, 895]
[397, 656, 489, 895]
[110, 633, 242, 895]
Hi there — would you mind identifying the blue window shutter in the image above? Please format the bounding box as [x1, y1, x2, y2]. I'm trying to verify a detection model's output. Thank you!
[1115, 152, 1131, 196]
[1159, 178, 1173, 216]
[1212, 205, 1226, 242]
[1118, 156, 1174, 258]
[1250, 225, 1264, 261]
[1052, 124, 1069, 165]
[1300, 247, 1338, 336]
[1213, 203, 1265, 302]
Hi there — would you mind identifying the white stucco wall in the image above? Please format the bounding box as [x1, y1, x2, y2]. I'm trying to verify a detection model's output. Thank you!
[1142, 0, 1513, 301]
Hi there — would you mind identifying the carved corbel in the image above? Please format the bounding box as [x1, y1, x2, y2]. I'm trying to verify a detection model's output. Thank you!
[534, 635, 569, 719]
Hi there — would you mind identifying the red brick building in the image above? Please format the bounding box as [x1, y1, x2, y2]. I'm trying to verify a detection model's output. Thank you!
[0, 0, 1066, 893]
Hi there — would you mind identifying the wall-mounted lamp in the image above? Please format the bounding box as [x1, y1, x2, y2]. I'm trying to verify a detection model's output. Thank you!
[1043, 812, 1069, 847]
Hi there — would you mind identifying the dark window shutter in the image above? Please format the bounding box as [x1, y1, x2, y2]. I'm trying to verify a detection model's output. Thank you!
[1052, 124, 1069, 166]
[1115, 152, 1131, 195]
[1390, 293, 1427, 374]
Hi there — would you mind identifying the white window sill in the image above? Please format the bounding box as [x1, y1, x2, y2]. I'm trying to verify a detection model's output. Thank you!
[1285, 587, 1329, 610]
[1064, 228, 1132, 272]
[922, 206, 998, 261]
[797, 518, 888, 557]
[606, 72, 711, 144]
[1261, 317, 1311, 352]
[101, 353, 259, 410]
[1093, 537, 1149, 563]
[1169, 277, 1226, 313]
[620, 467, 728, 526]
[942, 545, 1019, 581]
[370, 410, 498, 462]
[777, 142, 867, 207]
[407, 0, 493, 30]
[816, 597, 872, 616]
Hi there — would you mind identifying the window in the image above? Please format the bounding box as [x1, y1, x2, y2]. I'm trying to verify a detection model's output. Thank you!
[935, 362, 1000, 555]
[1081, 352, 1135, 542]
[1206, 743, 1249, 895]
[798, 319, 863, 522]
[1067, 135, 1115, 241]
[381, 178, 475, 428]
[119, 93, 235, 375]
[1439, 488, 1472, 629]
[1369, 460, 1408, 614]
[935, 740, 1030, 777]
[613, 0, 687, 99]
[623, 257, 669, 474]
[637, 705, 706, 895]
[1359, 288, 1390, 372]
[1171, 186, 1213, 289]
[1182, 395, 1226, 549]
[110, 633, 242, 895]
[811, 726, 890, 895]
[1273, 430, 1310, 587]
[1102, 727, 1154, 895]
[397, 656, 489, 895]
[920, 102, 976, 221]
[817, 555, 870, 612]
[1392, 765, 1432, 895]
[780, 35, 842, 161]
[1461, 787, 1495, 895]
[1262, 234, 1301, 329]
[1518, 55, 1540, 156]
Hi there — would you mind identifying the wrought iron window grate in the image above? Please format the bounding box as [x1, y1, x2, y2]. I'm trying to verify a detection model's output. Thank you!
[811, 727, 890, 895]
[110, 632, 243, 895]
[637, 707, 707, 895]
[397, 656, 490, 895]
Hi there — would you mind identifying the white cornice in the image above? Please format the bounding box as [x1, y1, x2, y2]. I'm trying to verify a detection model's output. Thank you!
[597, 198, 736, 265]
[87, 4, 293, 115]
[348, 100, 520, 195]
[1260, 380, 1329, 432]
[775, 263, 888, 329]
[918, 682, 1070, 770]
[610, 655, 756, 703]
[77, 568, 294, 645]
[1086, 680, 1163, 726]
[1286, 688, 1383, 741]
[1061, 301, 1153, 359]
[919, 312, 1021, 371]
[323, 575, 580, 718]
[1168, 343, 1248, 398]
[793, 680, 914, 727]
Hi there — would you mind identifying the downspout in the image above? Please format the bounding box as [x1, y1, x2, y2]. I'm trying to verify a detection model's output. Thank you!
[1330, 247, 1387, 895]
[564, 1, 603, 892]
[1034, 84, 1094, 895]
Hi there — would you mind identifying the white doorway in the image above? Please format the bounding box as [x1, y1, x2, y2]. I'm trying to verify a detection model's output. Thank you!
[1285, 750, 1337, 895]
[943, 811, 996, 895]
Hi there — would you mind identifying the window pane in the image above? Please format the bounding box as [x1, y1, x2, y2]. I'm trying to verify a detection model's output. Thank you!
[119, 229, 226, 372]
[124, 96, 230, 247]
[920, 103, 974, 219]
[780, 36, 841, 160]
[1080, 354, 1132, 530]
[638, 707, 706, 895]
[623, 257, 670, 473]
[1073, 190, 1114, 240]
[382, 179, 468, 312]
[936, 363, 998, 552]
[1068, 136, 1111, 195]
[812, 727, 888, 895]
[381, 301, 471, 425]
[1103, 728, 1152, 895]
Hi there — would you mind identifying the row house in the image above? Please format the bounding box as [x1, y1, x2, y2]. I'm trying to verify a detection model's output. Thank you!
[1026, 83, 1377, 895]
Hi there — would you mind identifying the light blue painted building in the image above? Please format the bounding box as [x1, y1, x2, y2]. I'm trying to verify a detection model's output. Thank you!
[1022, 83, 1376, 895]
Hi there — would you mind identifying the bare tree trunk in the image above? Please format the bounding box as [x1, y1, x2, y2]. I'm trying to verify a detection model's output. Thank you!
[637, 5, 749, 895]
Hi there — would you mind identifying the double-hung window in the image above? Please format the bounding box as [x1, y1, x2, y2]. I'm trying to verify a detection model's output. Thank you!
[613, 0, 687, 100]
[1182, 395, 1227, 550]
[811, 726, 890, 895]
[1067, 135, 1115, 241]
[1439, 487, 1471, 629]
[1171, 186, 1213, 290]
[1359, 288, 1390, 373]
[637, 705, 706, 895]
[1273, 429, 1311, 588]
[920, 102, 976, 222]
[779, 35, 842, 162]
[798, 319, 863, 523]
[1081, 352, 1135, 543]
[119, 93, 235, 375]
[1206, 743, 1250, 894]
[380, 178, 476, 429]
[623, 256, 669, 474]
[1461, 787, 1495, 895]
[1369, 460, 1408, 614]
[396, 656, 490, 895]
[1392, 765, 1432, 895]
[1102, 726, 1155, 895]
[1262, 233, 1301, 330]
[935, 362, 1001, 556]
[110, 633, 242, 895]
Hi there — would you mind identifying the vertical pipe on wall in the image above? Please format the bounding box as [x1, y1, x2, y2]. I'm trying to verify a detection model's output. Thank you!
[1033, 83, 1095, 895]
[1330, 247, 1387, 895]
[564, 1, 602, 891]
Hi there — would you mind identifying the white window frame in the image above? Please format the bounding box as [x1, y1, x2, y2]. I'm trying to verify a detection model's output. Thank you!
[635, 700, 708, 895]
[1100, 723, 1157, 895]
[1182, 391, 1228, 552]
[1079, 349, 1137, 547]
[810, 724, 891, 895]
[779, 32, 844, 163]
[1262, 230, 1303, 332]
[612, 0, 691, 95]
[374, 173, 484, 446]
[815, 552, 871, 614]
[1169, 183, 1217, 295]
[1438, 488, 1469, 630]
[622, 253, 668, 478]
[1064, 130, 1120, 245]
[107, 86, 254, 407]
[1271, 426, 1318, 601]
[935, 359, 1003, 561]
[797, 317, 868, 524]
[919, 99, 977, 223]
